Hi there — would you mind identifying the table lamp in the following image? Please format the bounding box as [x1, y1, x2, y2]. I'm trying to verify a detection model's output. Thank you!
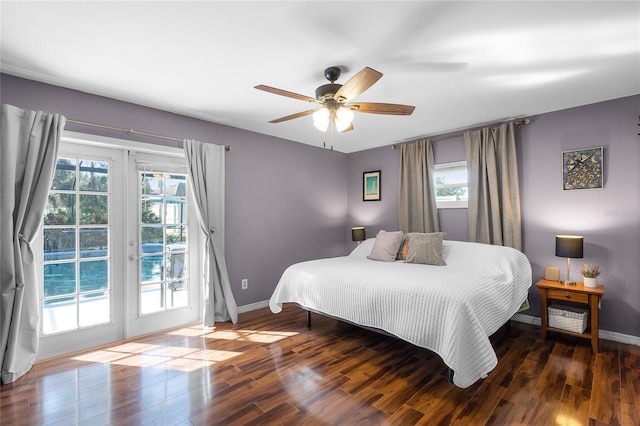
[352, 227, 366, 245]
[555, 235, 583, 285]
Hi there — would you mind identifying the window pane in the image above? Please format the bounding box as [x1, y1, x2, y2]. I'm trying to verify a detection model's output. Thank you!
[141, 255, 164, 283]
[79, 260, 108, 292]
[44, 263, 76, 297]
[141, 173, 163, 195]
[166, 175, 187, 196]
[141, 226, 164, 245]
[167, 252, 186, 280]
[141, 198, 163, 224]
[43, 296, 77, 334]
[79, 160, 108, 192]
[45, 194, 76, 225]
[167, 282, 188, 309]
[79, 228, 108, 258]
[167, 226, 187, 246]
[51, 158, 76, 191]
[79, 194, 108, 224]
[141, 283, 163, 314]
[44, 228, 76, 261]
[79, 292, 110, 327]
[165, 198, 186, 224]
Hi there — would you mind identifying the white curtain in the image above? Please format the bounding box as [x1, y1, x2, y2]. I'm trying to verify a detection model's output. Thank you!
[1, 104, 65, 384]
[464, 122, 522, 250]
[398, 139, 440, 233]
[183, 139, 238, 325]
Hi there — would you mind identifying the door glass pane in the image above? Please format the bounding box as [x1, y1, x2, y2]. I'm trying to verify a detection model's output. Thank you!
[79, 260, 108, 292]
[139, 172, 189, 315]
[51, 158, 77, 191]
[141, 198, 163, 224]
[44, 263, 76, 297]
[79, 228, 108, 258]
[44, 228, 76, 261]
[43, 296, 77, 334]
[79, 194, 108, 225]
[42, 156, 111, 335]
[79, 160, 108, 192]
[141, 173, 163, 195]
[45, 194, 76, 225]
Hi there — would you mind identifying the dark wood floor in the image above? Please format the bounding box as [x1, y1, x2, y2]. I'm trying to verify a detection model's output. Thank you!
[1, 305, 638, 425]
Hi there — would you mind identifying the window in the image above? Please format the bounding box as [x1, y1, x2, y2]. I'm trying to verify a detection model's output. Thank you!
[434, 161, 468, 208]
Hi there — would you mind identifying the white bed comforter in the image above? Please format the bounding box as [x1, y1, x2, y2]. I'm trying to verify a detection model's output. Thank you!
[269, 238, 532, 388]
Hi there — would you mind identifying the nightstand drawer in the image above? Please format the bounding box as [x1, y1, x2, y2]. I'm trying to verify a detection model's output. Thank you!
[547, 289, 589, 303]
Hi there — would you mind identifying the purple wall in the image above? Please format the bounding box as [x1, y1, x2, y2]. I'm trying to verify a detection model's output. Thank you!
[3, 73, 638, 338]
[348, 95, 640, 338]
[1, 74, 348, 307]
[347, 136, 470, 242]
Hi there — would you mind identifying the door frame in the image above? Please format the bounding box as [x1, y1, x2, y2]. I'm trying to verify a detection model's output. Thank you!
[36, 131, 202, 361]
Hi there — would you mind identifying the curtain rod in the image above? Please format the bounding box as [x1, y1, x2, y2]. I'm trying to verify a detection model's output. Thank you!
[66, 118, 231, 151]
[391, 118, 530, 150]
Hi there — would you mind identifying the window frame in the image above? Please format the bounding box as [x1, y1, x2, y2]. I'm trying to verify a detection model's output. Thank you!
[434, 160, 468, 209]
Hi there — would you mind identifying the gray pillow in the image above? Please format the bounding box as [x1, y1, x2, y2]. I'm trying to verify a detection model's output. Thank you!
[368, 230, 404, 262]
[405, 232, 447, 266]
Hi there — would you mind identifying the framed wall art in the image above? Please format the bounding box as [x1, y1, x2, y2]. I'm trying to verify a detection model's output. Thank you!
[562, 147, 603, 190]
[363, 170, 381, 201]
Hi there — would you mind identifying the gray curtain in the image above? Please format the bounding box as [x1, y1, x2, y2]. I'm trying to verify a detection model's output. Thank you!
[464, 122, 522, 250]
[1, 104, 65, 384]
[183, 139, 238, 325]
[398, 139, 440, 233]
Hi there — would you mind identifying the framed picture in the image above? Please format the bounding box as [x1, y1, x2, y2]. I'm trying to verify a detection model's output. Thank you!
[363, 170, 381, 201]
[562, 147, 603, 190]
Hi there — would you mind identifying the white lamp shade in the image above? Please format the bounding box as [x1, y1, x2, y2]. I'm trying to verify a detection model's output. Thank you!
[334, 107, 354, 132]
[313, 108, 330, 132]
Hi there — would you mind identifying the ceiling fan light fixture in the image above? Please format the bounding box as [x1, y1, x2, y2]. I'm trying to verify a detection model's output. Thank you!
[334, 106, 354, 132]
[313, 107, 330, 132]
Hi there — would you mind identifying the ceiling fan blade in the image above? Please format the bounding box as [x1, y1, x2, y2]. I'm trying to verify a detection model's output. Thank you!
[268, 109, 318, 123]
[334, 67, 383, 102]
[349, 102, 415, 115]
[339, 122, 354, 133]
[255, 85, 318, 103]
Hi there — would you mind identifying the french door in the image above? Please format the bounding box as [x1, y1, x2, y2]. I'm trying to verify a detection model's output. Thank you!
[126, 151, 200, 337]
[37, 136, 200, 360]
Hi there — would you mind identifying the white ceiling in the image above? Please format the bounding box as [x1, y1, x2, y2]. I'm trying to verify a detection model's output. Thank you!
[1, 1, 638, 153]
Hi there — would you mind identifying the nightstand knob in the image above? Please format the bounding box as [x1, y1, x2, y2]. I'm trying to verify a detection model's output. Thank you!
[565, 294, 570, 298]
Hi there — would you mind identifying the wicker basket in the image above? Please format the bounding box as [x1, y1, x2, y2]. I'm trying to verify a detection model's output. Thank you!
[548, 304, 588, 333]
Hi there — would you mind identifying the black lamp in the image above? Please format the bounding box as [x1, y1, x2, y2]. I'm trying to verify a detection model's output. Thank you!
[555, 235, 583, 285]
[351, 227, 366, 245]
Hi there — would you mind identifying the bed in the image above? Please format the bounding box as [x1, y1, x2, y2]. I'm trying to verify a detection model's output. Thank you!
[269, 235, 532, 388]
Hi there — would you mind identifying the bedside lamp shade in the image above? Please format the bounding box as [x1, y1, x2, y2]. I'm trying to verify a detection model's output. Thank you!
[555, 235, 583, 285]
[352, 227, 366, 245]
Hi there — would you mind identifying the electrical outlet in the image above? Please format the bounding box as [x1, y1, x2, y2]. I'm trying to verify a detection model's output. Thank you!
[241, 279, 248, 290]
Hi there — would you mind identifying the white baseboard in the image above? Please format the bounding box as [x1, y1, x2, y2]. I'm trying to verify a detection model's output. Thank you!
[237, 300, 269, 313]
[511, 313, 640, 347]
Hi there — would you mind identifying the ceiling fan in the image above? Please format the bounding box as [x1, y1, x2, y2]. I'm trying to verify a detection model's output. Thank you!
[255, 66, 415, 133]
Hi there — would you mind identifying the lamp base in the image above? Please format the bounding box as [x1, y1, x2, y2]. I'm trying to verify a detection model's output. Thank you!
[563, 280, 577, 286]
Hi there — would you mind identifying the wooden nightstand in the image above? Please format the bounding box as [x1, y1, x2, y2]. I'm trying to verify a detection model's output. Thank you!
[536, 279, 604, 352]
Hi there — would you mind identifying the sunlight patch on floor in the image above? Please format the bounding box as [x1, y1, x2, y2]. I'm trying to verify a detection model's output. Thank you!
[206, 329, 299, 343]
[70, 325, 296, 373]
[72, 343, 242, 372]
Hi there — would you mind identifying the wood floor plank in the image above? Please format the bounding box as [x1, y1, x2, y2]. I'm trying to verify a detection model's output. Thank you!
[558, 383, 591, 425]
[485, 398, 527, 425]
[532, 341, 574, 403]
[1, 305, 637, 426]
[590, 340, 622, 425]
[566, 344, 595, 390]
